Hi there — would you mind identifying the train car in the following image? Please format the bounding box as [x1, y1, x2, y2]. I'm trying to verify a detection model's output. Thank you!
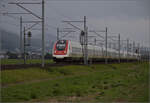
[53, 40, 82, 62]
[52, 40, 139, 62]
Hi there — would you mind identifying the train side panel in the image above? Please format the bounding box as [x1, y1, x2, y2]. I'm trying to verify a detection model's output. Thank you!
[52, 40, 139, 62]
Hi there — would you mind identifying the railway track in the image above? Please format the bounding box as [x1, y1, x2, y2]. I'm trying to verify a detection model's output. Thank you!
[1, 61, 88, 70]
[1, 60, 138, 71]
[1, 62, 101, 70]
[0, 63, 70, 71]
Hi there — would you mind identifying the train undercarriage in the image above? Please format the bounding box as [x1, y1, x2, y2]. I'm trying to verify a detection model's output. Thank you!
[53, 57, 138, 64]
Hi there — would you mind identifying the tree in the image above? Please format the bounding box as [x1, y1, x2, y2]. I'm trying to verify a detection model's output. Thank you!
[6, 51, 18, 59]
[44, 53, 52, 59]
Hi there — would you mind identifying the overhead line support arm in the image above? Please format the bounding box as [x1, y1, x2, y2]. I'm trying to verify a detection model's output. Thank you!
[16, 4, 42, 19]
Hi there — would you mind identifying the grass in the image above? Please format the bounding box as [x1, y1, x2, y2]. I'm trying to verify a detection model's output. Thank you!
[1, 65, 94, 86]
[1, 68, 58, 85]
[0, 59, 53, 65]
[1, 62, 149, 102]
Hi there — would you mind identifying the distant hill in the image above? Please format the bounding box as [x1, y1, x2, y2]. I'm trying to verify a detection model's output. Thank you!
[0, 29, 56, 53]
[1, 29, 19, 52]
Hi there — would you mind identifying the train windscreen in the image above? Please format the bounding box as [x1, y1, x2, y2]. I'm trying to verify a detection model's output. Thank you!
[56, 40, 67, 51]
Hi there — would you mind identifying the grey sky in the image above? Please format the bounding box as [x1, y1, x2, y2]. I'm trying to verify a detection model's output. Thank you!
[0, 0, 149, 47]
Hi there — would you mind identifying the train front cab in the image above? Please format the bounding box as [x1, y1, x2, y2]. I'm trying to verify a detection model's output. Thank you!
[52, 40, 69, 62]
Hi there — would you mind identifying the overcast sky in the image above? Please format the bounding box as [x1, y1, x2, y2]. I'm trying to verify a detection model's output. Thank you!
[0, 0, 150, 47]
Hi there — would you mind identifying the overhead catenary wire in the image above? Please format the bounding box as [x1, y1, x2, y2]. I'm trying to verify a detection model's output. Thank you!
[1, 21, 19, 27]
[3, 13, 20, 20]
[2, 1, 87, 40]
[1, 9, 57, 31]
[45, 3, 72, 20]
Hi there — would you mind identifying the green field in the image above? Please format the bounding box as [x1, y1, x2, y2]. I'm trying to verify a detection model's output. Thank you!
[1, 59, 53, 65]
[1, 62, 149, 102]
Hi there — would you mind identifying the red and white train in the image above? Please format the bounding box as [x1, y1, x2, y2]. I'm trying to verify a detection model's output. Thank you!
[52, 40, 139, 62]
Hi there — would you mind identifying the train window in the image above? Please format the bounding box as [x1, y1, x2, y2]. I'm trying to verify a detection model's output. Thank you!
[56, 40, 67, 51]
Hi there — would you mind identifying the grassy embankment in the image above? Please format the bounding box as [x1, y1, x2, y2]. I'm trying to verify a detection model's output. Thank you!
[1, 62, 149, 102]
[1, 59, 53, 65]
